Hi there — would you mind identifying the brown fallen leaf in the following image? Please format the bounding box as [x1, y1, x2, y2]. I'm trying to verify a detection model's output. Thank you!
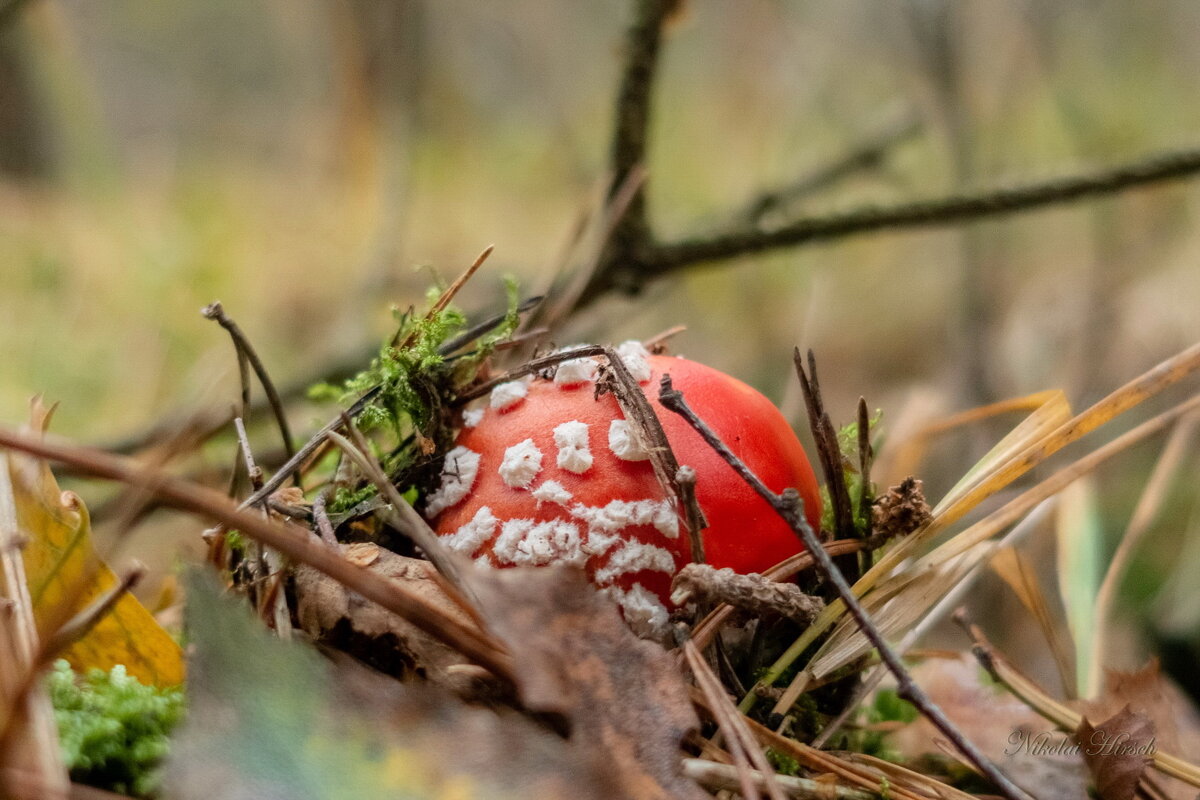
[464, 564, 707, 800]
[1075, 707, 1155, 800]
[294, 549, 485, 691]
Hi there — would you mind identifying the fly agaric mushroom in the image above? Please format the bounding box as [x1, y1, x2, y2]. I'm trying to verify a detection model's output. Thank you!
[425, 342, 822, 639]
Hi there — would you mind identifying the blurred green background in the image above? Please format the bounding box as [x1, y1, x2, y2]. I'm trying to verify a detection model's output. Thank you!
[2, 0, 1200, 699]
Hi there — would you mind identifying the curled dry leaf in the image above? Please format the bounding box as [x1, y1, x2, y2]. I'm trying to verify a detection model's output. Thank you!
[294, 549, 485, 693]
[463, 564, 707, 800]
[1075, 707, 1155, 800]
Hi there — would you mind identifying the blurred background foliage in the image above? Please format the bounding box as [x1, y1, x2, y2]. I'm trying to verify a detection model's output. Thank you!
[3, 0, 1200, 697]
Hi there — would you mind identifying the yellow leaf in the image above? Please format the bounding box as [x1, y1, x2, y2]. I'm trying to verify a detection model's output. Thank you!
[5, 400, 184, 686]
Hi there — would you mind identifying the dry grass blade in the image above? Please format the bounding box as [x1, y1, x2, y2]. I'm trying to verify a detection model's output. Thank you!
[1091, 411, 1199, 681]
[882, 390, 1067, 504]
[991, 546, 1076, 698]
[1055, 480, 1101, 698]
[726, 704, 946, 800]
[0, 427, 516, 685]
[684, 641, 784, 800]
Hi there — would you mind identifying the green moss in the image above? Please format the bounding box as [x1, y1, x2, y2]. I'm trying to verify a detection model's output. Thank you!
[765, 748, 801, 776]
[47, 660, 185, 798]
[310, 277, 519, 436]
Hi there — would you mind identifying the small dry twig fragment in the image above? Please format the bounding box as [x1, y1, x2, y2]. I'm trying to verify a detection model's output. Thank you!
[671, 564, 824, 624]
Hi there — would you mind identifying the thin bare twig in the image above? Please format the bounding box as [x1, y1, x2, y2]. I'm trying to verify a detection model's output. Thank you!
[741, 108, 923, 222]
[202, 301, 297, 465]
[957, 610, 1200, 789]
[658, 377, 1032, 800]
[233, 418, 264, 493]
[674, 466, 706, 564]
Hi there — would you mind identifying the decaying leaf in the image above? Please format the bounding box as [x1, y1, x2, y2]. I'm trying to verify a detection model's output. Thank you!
[464, 564, 707, 800]
[169, 570, 619, 800]
[1075, 661, 1200, 800]
[294, 548, 486, 691]
[5, 401, 183, 686]
[1075, 707, 1155, 800]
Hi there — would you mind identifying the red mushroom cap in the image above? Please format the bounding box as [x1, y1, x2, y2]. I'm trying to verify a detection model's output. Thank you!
[426, 344, 822, 638]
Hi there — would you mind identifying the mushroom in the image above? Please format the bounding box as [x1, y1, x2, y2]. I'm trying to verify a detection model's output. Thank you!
[425, 342, 822, 639]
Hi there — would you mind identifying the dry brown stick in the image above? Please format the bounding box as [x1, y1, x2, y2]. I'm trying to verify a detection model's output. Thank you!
[392, 245, 494, 349]
[642, 145, 1200, 277]
[675, 466, 706, 564]
[457, 344, 607, 403]
[202, 301, 297, 464]
[685, 641, 785, 800]
[599, 345, 708, 558]
[658, 378, 1032, 800]
[810, 499, 1055, 749]
[0, 427, 516, 685]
